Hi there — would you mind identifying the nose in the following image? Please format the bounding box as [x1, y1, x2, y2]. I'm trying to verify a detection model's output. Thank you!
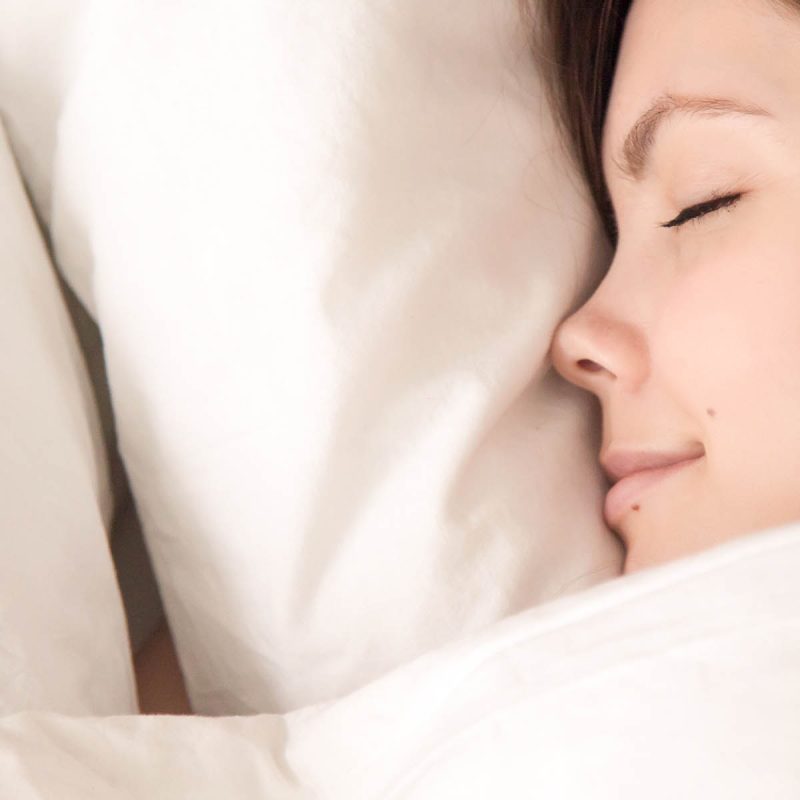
[550, 307, 613, 390]
[549, 300, 647, 394]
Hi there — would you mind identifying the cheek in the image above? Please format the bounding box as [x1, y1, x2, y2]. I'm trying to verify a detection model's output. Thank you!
[657, 226, 800, 406]
[656, 237, 800, 519]
[655, 259, 755, 404]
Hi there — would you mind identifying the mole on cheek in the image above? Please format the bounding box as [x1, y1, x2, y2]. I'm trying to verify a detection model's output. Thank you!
[706, 408, 716, 418]
[632, 504, 640, 511]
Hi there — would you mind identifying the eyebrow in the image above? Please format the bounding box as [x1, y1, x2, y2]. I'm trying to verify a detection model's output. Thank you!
[614, 93, 774, 181]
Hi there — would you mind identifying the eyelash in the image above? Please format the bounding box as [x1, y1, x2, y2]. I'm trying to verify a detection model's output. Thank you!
[660, 192, 743, 229]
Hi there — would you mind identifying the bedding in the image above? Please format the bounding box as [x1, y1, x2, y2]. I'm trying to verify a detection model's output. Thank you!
[1, 2, 798, 796]
[1, 522, 799, 798]
[0, 0, 623, 715]
[0, 121, 134, 715]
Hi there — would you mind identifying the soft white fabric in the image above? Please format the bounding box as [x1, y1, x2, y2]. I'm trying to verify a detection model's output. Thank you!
[0, 121, 135, 715]
[0, 0, 623, 715]
[2, 523, 799, 798]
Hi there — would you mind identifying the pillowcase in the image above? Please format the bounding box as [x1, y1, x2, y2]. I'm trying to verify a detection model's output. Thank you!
[0, 0, 624, 714]
[0, 121, 135, 714]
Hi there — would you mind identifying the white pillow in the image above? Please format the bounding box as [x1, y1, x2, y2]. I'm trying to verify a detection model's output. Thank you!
[0, 121, 135, 714]
[0, 0, 623, 714]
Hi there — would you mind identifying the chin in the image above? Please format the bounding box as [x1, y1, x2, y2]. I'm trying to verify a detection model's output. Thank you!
[621, 555, 638, 575]
[621, 542, 651, 575]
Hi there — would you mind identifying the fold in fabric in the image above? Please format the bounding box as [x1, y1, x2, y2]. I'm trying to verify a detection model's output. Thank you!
[0, 121, 135, 716]
[0, 0, 622, 714]
[2, 523, 799, 799]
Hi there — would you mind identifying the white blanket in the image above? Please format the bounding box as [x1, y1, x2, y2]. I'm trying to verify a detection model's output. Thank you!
[3, 523, 799, 798]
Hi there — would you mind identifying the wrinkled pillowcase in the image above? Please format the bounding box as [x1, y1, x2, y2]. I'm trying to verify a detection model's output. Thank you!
[0, 0, 623, 714]
[0, 121, 134, 714]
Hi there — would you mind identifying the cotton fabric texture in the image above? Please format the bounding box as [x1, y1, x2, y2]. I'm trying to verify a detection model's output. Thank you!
[0, 122, 134, 715]
[1, 523, 799, 798]
[0, 0, 621, 714]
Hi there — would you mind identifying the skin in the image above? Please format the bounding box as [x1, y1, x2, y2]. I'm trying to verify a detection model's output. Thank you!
[135, 620, 193, 714]
[550, 0, 800, 573]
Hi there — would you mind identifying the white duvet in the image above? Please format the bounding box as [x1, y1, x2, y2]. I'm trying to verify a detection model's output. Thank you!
[3, 522, 799, 798]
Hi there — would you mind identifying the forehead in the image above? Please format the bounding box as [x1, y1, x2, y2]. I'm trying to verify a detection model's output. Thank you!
[602, 0, 797, 178]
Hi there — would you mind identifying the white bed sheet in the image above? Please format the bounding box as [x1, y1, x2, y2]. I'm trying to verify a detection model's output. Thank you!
[2, 522, 799, 798]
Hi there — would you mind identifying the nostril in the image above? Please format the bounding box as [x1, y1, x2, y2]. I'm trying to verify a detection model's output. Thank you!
[577, 359, 603, 372]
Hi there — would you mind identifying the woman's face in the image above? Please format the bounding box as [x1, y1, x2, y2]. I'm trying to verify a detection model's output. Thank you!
[550, 0, 800, 573]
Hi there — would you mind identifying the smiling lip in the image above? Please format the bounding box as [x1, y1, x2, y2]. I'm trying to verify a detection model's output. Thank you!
[603, 456, 704, 528]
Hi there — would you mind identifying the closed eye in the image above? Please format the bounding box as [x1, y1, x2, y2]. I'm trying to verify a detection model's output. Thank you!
[660, 193, 742, 229]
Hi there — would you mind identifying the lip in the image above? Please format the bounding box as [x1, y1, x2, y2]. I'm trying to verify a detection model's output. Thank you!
[600, 444, 706, 483]
[603, 455, 704, 528]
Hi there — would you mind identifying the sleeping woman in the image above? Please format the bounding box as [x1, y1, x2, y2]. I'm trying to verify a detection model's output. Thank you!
[538, 0, 800, 574]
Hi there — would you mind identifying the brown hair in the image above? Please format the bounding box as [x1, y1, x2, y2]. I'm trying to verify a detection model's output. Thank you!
[519, 0, 632, 247]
